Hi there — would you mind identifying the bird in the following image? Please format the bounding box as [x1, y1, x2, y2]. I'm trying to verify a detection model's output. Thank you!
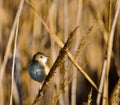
[29, 52, 50, 82]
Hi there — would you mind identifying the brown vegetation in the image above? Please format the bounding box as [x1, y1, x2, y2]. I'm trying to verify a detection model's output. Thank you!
[0, 0, 120, 105]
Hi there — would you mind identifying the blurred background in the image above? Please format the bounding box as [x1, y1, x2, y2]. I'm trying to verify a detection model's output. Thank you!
[0, 0, 120, 105]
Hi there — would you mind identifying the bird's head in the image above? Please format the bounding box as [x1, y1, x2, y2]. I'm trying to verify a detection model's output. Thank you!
[32, 52, 48, 64]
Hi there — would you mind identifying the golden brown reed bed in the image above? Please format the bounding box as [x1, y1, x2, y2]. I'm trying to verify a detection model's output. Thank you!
[0, 0, 120, 105]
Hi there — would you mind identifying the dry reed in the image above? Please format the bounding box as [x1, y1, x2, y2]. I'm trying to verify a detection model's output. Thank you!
[1, 0, 120, 105]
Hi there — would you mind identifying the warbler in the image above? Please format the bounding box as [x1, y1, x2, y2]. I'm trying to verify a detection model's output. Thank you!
[29, 52, 50, 82]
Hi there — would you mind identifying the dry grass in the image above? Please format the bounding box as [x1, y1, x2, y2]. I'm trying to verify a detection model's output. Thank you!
[0, 0, 120, 105]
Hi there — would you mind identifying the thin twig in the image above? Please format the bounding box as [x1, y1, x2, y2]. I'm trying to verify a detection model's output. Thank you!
[64, 0, 69, 105]
[10, 1, 22, 105]
[10, 13, 19, 105]
[96, 58, 107, 105]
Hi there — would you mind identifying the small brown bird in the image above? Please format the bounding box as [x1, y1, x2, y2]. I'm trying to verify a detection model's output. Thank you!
[29, 52, 49, 82]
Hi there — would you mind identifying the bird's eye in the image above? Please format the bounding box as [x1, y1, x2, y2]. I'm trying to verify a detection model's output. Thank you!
[40, 55, 43, 58]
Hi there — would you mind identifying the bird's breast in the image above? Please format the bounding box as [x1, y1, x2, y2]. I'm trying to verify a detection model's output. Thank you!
[29, 61, 46, 82]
